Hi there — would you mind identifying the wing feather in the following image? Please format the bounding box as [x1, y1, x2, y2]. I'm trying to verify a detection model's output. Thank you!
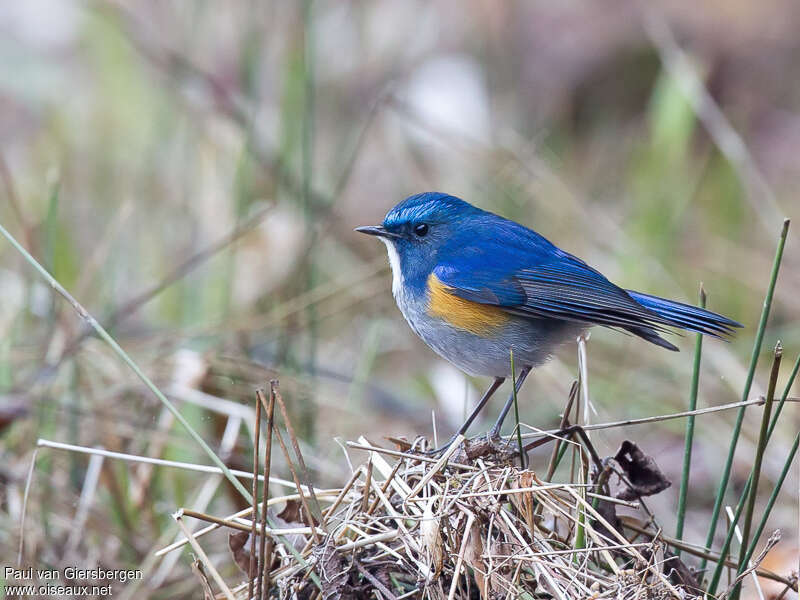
[432, 216, 739, 347]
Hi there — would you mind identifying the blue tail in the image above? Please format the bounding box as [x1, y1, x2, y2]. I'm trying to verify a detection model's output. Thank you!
[626, 290, 742, 349]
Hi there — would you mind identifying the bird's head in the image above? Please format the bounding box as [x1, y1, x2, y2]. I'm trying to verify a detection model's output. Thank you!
[356, 192, 482, 292]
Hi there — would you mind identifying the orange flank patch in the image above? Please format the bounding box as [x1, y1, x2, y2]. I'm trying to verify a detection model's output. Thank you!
[427, 273, 510, 335]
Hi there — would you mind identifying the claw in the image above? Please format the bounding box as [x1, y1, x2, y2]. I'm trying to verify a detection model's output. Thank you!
[423, 435, 461, 456]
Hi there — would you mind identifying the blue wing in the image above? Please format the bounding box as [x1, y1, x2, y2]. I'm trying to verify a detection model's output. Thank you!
[435, 217, 740, 349]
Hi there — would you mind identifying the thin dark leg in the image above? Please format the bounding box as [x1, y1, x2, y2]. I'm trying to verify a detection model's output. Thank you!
[426, 377, 504, 454]
[455, 376, 505, 437]
[489, 366, 532, 438]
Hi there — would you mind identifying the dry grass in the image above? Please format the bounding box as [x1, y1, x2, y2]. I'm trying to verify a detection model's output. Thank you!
[150, 383, 793, 600]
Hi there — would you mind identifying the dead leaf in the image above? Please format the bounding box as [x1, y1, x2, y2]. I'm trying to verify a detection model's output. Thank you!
[278, 499, 303, 524]
[509, 471, 537, 534]
[613, 440, 670, 500]
[313, 535, 355, 600]
[228, 530, 253, 575]
[463, 518, 487, 599]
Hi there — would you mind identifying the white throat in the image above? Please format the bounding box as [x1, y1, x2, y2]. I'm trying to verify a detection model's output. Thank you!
[379, 238, 403, 299]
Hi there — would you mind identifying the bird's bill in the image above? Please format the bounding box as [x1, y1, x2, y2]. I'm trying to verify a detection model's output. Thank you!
[354, 225, 401, 239]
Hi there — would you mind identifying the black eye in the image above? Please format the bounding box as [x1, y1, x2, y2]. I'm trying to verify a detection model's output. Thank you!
[413, 223, 429, 237]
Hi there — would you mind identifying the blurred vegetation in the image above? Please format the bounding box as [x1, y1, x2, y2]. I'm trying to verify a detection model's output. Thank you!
[0, 1, 798, 598]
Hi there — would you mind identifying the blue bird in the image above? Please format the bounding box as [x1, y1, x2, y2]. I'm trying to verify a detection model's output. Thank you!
[356, 192, 740, 445]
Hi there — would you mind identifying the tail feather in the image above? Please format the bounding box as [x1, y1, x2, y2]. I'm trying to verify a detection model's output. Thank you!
[626, 290, 742, 340]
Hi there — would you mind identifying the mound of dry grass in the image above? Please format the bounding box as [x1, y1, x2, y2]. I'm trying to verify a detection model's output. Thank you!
[156, 382, 789, 600]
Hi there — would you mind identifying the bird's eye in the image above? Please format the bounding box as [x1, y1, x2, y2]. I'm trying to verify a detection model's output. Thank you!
[413, 223, 429, 237]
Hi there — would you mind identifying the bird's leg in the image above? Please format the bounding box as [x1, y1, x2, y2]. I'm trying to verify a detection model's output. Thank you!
[488, 366, 532, 441]
[456, 376, 505, 437]
[426, 376, 504, 454]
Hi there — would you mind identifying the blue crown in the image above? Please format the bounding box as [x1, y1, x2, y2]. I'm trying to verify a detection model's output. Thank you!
[383, 192, 480, 228]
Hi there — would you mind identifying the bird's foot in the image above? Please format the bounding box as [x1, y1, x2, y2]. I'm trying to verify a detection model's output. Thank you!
[423, 430, 518, 463]
[423, 435, 462, 456]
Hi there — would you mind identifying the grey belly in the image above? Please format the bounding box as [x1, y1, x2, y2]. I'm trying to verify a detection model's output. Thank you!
[397, 294, 583, 378]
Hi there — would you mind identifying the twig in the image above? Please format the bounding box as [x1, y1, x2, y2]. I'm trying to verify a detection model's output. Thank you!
[258, 385, 277, 600]
[154, 491, 344, 557]
[63, 453, 104, 559]
[720, 532, 782, 600]
[406, 435, 464, 499]
[448, 511, 475, 600]
[248, 392, 262, 600]
[545, 381, 578, 481]
[621, 519, 794, 588]
[519, 395, 800, 439]
[355, 561, 398, 600]
[675, 286, 705, 553]
[273, 425, 321, 543]
[37, 438, 271, 482]
[17, 448, 39, 566]
[173, 510, 236, 600]
[361, 457, 373, 513]
[273, 382, 325, 530]
[346, 441, 476, 471]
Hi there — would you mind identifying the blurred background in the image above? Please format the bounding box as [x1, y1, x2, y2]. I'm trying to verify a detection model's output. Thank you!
[0, 0, 798, 597]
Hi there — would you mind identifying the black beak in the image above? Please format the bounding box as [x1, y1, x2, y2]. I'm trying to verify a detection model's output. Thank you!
[354, 225, 401, 239]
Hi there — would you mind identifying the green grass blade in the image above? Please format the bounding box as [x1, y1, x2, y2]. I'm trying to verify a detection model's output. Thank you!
[743, 432, 799, 565]
[0, 221, 254, 504]
[675, 286, 705, 553]
[736, 353, 800, 589]
[729, 343, 782, 600]
[706, 349, 797, 596]
[765, 352, 800, 442]
[706, 477, 749, 594]
[700, 218, 790, 572]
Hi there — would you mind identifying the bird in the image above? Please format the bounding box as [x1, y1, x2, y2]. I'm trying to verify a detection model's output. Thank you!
[355, 192, 740, 447]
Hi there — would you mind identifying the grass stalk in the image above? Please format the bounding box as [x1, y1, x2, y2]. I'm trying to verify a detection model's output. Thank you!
[764, 353, 800, 441]
[258, 385, 277, 599]
[17, 448, 39, 565]
[247, 393, 262, 600]
[744, 431, 799, 565]
[731, 354, 800, 596]
[701, 218, 790, 572]
[273, 382, 325, 529]
[732, 342, 782, 600]
[573, 450, 588, 557]
[273, 426, 321, 543]
[545, 381, 578, 481]
[739, 354, 800, 570]
[707, 345, 790, 596]
[675, 286, 705, 553]
[173, 510, 236, 600]
[0, 221, 254, 504]
[734, 341, 783, 572]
